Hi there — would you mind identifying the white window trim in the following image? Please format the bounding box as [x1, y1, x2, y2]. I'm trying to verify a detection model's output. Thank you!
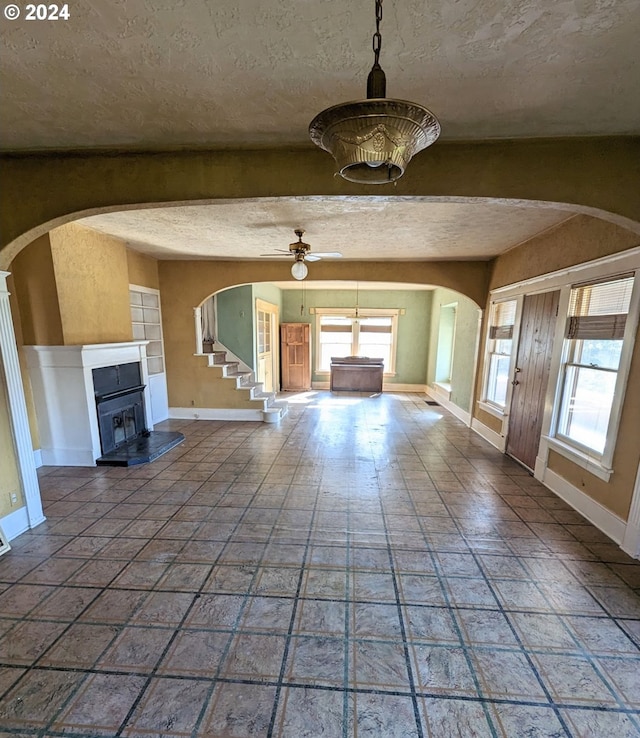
[483, 245, 640, 484]
[435, 302, 458, 385]
[314, 307, 400, 376]
[478, 295, 523, 416]
[477, 400, 507, 419]
[544, 269, 640, 480]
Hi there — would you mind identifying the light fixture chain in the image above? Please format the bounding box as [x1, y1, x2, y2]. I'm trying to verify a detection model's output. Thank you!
[372, 0, 383, 66]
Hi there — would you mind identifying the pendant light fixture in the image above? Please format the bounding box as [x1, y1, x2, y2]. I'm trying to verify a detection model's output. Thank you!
[309, 0, 440, 184]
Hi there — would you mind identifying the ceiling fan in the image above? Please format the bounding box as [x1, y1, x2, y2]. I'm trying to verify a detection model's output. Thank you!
[261, 229, 342, 280]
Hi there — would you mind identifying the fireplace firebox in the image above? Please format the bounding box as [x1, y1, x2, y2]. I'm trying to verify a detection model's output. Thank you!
[93, 362, 147, 455]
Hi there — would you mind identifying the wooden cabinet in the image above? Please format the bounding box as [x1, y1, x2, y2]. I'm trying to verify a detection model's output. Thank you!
[280, 323, 311, 391]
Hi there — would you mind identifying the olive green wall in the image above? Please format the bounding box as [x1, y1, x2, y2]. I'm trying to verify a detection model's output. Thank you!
[281, 288, 432, 385]
[216, 285, 255, 368]
[216, 283, 283, 369]
[253, 283, 283, 316]
[427, 287, 481, 413]
[489, 214, 639, 291]
[2, 140, 639, 265]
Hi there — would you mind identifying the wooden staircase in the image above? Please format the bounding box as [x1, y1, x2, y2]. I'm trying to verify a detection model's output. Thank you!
[206, 350, 288, 423]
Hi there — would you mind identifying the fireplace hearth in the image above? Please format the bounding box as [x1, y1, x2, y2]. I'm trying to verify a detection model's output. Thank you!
[93, 361, 184, 466]
[25, 342, 184, 467]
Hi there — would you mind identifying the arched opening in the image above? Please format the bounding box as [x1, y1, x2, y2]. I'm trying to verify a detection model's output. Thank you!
[1, 185, 639, 552]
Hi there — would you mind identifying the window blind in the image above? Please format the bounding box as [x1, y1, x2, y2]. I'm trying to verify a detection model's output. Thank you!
[360, 324, 392, 333]
[489, 300, 516, 340]
[566, 275, 634, 340]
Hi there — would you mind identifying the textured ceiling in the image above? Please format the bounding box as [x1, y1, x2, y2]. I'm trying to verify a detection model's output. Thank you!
[77, 198, 573, 261]
[1, 0, 639, 151]
[4, 1, 631, 265]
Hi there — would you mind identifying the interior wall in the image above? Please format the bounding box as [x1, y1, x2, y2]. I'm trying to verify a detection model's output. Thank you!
[476, 214, 640, 520]
[427, 287, 481, 413]
[216, 285, 255, 368]
[47, 223, 132, 345]
[281, 288, 432, 385]
[253, 283, 283, 316]
[127, 249, 160, 290]
[10, 233, 63, 346]
[0, 371, 23, 518]
[157, 261, 486, 410]
[489, 214, 639, 291]
[3, 139, 639, 265]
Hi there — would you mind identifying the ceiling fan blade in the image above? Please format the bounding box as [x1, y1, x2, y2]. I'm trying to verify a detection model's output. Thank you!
[310, 252, 343, 260]
[259, 253, 291, 257]
[305, 254, 322, 262]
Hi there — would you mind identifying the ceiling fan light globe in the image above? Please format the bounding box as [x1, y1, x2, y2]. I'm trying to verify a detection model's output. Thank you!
[291, 261, 308, 280]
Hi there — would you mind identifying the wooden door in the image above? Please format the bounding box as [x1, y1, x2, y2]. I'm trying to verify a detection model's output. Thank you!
[506, 290, 560, 471]
[281, 323, 311, 390]
[256, 300, 278, 393]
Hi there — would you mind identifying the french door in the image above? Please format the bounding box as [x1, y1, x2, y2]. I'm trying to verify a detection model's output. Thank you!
[256, 299, 279, 393]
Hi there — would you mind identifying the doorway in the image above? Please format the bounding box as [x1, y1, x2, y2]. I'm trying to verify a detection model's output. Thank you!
[256, 299, 279, 393]
[506, 290, 560, 470]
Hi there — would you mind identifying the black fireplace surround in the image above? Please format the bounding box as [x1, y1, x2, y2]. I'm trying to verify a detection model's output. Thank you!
[93, 362, 147, 455]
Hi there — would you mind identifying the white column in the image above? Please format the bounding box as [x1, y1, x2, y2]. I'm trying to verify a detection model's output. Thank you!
[0, 272, 45, 529]
[193, 306, 203, 354]
[622, 461, 640, 559]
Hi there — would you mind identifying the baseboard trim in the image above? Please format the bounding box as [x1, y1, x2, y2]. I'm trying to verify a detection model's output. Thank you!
[0, 506, 30, 541]
[426, 386, 471, 426]
[33, 449, 42, 468]
[385, 383, 428, 393]
[542, 468, 626, 545]
[471, 417, 506, 452]
[622, 525, 640, 560]
[41, 447, 96, 468]
[310, 382, 428, 393]
[621, 462, 640, 559]
[170, 407, 264, 422]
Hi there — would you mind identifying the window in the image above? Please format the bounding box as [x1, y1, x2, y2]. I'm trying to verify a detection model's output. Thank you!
[484, 299, 517, 408]
[435, 304, 457, 385]
[316, 310, 398, 374]
[555, 274, 635, 457]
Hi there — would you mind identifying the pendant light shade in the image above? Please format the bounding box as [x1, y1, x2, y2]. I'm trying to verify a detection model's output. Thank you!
[309, 99, 440, 184]
[309, 0, 440, 184]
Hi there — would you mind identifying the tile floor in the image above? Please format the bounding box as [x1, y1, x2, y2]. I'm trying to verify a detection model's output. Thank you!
[0, 391, 639, 737]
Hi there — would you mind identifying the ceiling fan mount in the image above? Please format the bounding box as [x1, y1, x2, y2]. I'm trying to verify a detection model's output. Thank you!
[289, 229, 312, 257]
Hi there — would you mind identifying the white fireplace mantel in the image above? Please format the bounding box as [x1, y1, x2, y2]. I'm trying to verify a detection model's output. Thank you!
[25, 342, 153, 467]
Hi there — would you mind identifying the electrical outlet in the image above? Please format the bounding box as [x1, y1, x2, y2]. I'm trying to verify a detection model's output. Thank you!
[10, 492, 18, 506]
